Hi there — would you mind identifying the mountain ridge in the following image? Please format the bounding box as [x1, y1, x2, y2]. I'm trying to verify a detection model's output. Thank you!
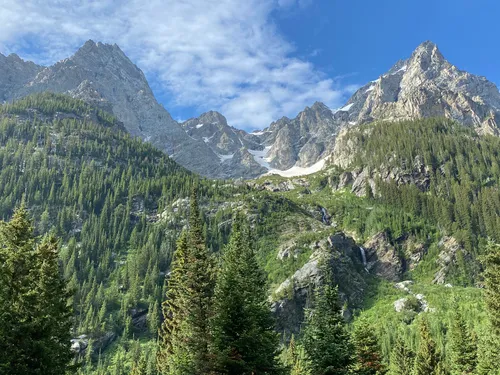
[2, 40, 500, 179]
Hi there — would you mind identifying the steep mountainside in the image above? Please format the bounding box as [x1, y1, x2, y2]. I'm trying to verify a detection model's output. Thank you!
[340, 41, 500, 134]
[0, 41, 224, 178]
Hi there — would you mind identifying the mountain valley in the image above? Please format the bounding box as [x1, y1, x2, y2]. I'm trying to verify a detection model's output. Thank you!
[1, 37, 500, 375]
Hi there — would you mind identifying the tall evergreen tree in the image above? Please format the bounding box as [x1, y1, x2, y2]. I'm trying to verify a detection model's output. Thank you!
[477, 242, 500, 374]
[483, 243, 500, 335]
[157, 189, 215, 375]
[448, 307, 477, 375]
[157, 231, 191, 375]
[0, 204, 73, 374]
[388, 335, 414, 375]
[413, 318, 441, 375]
[302, 257, 353, 375]
[211, 218, 280, 374]
[351, 319, 384, 375]
[183, 188, 215, 374]
[131, 351, 148, 375]
[34, 234, 74, 374]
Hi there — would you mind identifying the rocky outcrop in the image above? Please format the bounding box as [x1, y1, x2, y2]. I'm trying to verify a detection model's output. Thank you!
[70, 331, 117, 356]
[0, 53, 42, 102]
[432, 236, 473, 284]
[272, 233, 368, 335]
[330, 130, 433, 196]
[364, 232, 405, 281]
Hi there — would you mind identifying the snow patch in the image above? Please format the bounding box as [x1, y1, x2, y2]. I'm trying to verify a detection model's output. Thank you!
[218, 153, 234, 162]
[394, 65, 407, 74]
[195, 123, 204, 129]
[248, 146, 272, 169]
[202, 134, 215, 143]
[337, 103, 353, 112]
[365, 85, 375, 93]
[251, 130, 271, 136]
[265, 158, 326, 178]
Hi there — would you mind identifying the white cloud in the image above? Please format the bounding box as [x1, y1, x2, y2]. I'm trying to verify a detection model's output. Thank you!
[0, 0, 352, 130]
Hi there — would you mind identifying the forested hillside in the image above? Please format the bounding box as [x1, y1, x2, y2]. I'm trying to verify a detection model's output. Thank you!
[0, 93, 242, 372]
[3, 94, 500, 374]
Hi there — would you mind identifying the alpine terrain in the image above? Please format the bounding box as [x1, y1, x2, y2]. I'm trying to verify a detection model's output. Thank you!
[1, 34, 500, 375]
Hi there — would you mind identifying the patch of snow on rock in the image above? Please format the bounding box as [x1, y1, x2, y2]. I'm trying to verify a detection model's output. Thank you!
[248, 146, 272, 169]
[337, 103, 354, 112]
[265, 157, 326, 178]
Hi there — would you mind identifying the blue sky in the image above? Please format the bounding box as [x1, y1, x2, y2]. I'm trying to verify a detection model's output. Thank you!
[0, 0, 498, 130]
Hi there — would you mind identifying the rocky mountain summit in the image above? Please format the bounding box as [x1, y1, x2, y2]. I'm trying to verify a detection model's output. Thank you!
[1, 40, 499, 178]
[338, 41, 500, 135]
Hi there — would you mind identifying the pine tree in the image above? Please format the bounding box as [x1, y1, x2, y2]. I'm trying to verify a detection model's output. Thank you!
[284, 336, 310, 375]
[182, 187, 215, 374]
[0, 205, 73, 374]
[302, 257, 353, 375]
[388, 336, 414, 375]
[351, 319, 384, 375]
[33, 234, 74, 374]
[157, 189, 215, 375]
[157, 231, 188, 374]
[483, 243, 500, 335]
[413, 318, 441, 375]
[448, 307, 477, 375]
[131, 351, 148, 375]
[477, 242, 500, 374]
[211, 218, 280, 374]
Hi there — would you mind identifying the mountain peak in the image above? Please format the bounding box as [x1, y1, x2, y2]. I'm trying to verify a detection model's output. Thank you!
[409, 40, 445, 68]
[74, 40, 124, 60]
[310, 101, 329, 111]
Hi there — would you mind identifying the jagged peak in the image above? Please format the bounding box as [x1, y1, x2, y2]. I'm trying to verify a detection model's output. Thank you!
[73, 40, 126, 60]
[310, 101, 330, 111]
[408, 40, 446, 67]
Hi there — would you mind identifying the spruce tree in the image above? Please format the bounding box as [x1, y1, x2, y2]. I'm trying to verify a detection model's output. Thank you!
[351, 319, 384, 375]
[413, 318, 441, 375]
[157, 231, 189, 375]
[0, 205, 73, 374]
[183, 188, 215, 374]
[476, 242, 500, 374]
[131, 351, 148, 375]
[388, 335, 414, 375]
[157, 189, 215, 375]
[211, 218, 280, 374]
[302, 257, 353, 375]
[483, 243, 500, 335]
[34, 234, 74, 374]
[285, 337, 310, 375]
[448, 307, 477, 375]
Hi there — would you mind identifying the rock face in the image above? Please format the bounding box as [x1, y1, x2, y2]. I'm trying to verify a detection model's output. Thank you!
[364, 232, 405, 281]
[263, 102, 340, 169]
[337, 41, 500, 135]
[272, 233, 369, 335]
[181, 111, 267, 178]
[0, 53, 43, 102]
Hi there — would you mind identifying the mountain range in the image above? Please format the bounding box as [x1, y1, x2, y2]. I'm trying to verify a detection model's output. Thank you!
[1, 40, 499, 178]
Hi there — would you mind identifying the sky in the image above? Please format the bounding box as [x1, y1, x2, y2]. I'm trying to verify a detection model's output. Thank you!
[0, 0, 498, 131]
